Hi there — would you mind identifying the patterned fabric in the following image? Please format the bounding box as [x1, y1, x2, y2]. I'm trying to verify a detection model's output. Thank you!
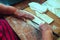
[0, 17, 20, 40]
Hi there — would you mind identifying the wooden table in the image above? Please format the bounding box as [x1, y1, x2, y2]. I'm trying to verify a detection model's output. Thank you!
[6, 1, 60, 40]
[24, 7, 60, 27]
[5, 1, 42, 40]
[5, 7, 60, 40]
[24, 7, 60, 34]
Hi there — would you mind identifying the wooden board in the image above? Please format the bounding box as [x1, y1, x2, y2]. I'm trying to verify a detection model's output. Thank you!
[5, 7, 60, 40]
[6, 16, 42, 40]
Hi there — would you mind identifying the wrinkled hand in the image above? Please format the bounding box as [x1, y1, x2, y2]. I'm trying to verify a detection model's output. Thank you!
[40, 24, 52, 31]
[39, 24, 53, 40]
[14, 10, 34, 20]
[0, 4, 34, 20]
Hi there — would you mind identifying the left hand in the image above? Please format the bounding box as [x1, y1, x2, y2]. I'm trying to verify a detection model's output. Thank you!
[14, 10, 34, 20]
[0, 4, 34, 20]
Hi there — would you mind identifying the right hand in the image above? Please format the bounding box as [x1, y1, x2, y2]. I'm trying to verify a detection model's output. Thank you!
[39, 24, 53, 40]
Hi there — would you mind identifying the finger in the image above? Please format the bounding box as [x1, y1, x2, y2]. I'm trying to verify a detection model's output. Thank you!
[18, 16, 27, 21]
[39, 24, 52, 31]
[14, 10, 34, 20]
[22, 13, 34, 20]
[41, 24, 53, 40]
[19, 10, 34, 20]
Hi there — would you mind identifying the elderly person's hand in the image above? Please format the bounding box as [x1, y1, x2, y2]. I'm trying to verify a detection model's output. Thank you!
[0, 4, 34, 20]
[39, 24, 53, 40]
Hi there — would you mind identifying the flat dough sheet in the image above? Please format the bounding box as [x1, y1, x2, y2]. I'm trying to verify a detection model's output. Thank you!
[6, 16, 42, 40]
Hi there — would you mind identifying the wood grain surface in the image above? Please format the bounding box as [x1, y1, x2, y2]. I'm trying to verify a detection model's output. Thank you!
[6, 16, 42, 40]
[5, 0, 60, 40]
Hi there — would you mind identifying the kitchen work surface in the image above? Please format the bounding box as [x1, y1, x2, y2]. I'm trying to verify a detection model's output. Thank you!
[5, 7, 60, 40]
[24, 7, 60, 35]
[6, 16, 42, 40]
[24, 7, 60, 27]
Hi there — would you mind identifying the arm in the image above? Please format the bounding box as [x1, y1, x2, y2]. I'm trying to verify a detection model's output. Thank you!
[0, 4, 17, 15]
[0, 4, 34, 20]
[40, 24, 53, 40]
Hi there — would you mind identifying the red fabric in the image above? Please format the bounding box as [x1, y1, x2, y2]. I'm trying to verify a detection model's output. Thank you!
[0, 17, 20, 40]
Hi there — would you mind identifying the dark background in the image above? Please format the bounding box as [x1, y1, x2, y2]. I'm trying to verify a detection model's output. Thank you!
[0, 0, 23, 5]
